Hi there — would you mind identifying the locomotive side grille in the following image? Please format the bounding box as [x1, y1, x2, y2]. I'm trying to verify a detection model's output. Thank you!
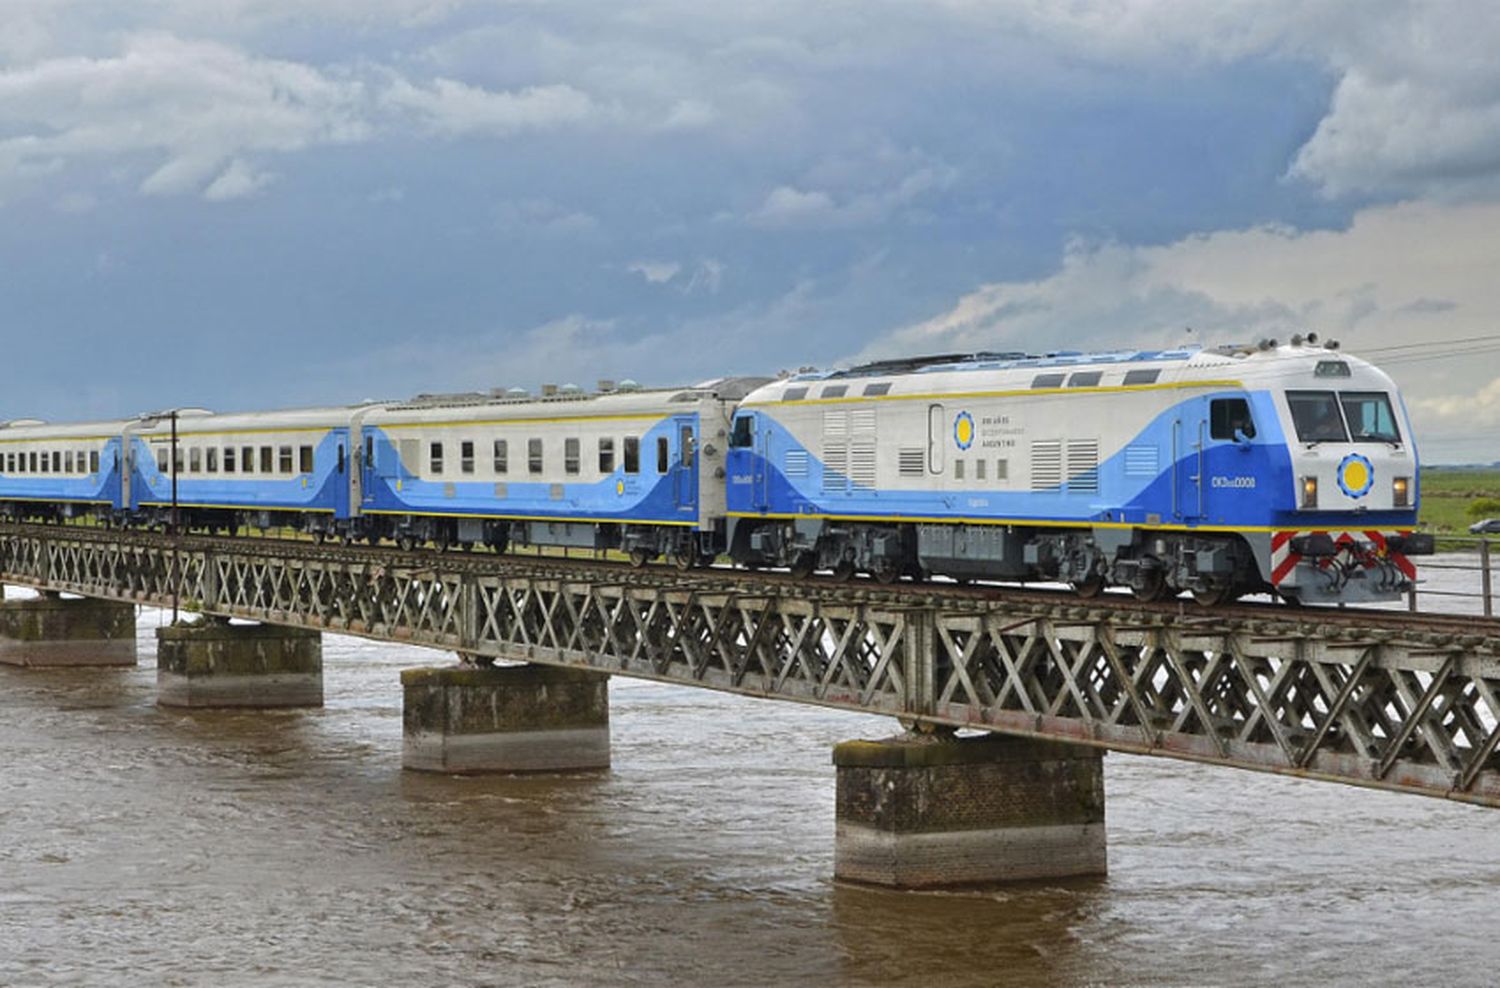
[822, 410, 849, 493]
[850, 409, 877, 488]
[1031, 440, 1062, 490]
[898, 448, 925, 477]
[1124, 444, 1159, 477]
[1068, 439, 1100, 493]
[784, 450, 810, 478]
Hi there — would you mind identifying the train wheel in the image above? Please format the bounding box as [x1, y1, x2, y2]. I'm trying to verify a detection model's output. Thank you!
[1131, 570, 1171, 602]
[1072, 576, 1105, 599]
[789, 552, 817, 580]
[831, 560, 856, 582]
[396, 534, 417, 553]
[628, 548, 650, 568]
[1192, 585, 1236, 608]
[672, 546, 696, 571]
[695, 552, 717, 569]
[871, 558, 902, 585]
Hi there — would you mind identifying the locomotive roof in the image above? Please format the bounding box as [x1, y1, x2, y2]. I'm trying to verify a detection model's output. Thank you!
[743, 339, 1376, 405]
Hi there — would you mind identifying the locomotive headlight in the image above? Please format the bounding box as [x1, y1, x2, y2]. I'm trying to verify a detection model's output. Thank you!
[1301, 476, 1319, 509]
[1393, 476, 1411, 507]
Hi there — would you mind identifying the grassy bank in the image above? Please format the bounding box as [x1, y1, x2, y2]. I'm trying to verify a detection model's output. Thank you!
[1420, 469, 1500, 539]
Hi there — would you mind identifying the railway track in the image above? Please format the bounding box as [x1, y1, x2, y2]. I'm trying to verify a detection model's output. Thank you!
[9, 520, 1497, 645]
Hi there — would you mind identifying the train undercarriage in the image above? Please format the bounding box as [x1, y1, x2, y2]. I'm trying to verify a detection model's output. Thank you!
[2, 499, 1425, 605]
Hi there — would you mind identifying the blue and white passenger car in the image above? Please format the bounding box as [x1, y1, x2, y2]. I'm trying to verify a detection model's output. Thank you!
[725, 339, 1431, 604]
[352, 380, 761, 563]
[0, 417, 131, 518]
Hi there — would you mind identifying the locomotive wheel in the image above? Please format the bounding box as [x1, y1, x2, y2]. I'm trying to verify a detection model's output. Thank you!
[871, 558, 902, 585]
[1072, 576, 1106, 599]
[695, 552, 717, 569]
[628, 547, 651, 569]
[672, 546, 697, 571]
[1131, 569, 1172, 602]
[831, 560, 856, 582]
[396, 534, 417, 553]
[789, 552, 817, 580]
[1192, 584, 1236, 608]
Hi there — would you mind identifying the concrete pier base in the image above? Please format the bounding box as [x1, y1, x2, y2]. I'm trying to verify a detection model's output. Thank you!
[156, 621, 323, 708]
[402, 664, 610, 774]
[833, 733, 1106, 889]
[0, 593, 137, 667]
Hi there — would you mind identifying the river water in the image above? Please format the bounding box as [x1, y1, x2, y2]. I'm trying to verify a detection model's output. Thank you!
[2, 559, 1498, 987]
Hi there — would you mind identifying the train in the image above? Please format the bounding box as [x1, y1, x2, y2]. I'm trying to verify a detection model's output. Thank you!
[0, 336, 1433, 605]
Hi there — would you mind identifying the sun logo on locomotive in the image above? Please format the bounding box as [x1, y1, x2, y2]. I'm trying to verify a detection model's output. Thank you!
[616, 479, 626, 497]
[1337, 453, 1374, 498]
[954, 411, 975, 450]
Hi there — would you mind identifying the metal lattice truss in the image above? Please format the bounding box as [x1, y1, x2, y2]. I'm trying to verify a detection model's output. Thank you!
[3, 526, 1498, 806]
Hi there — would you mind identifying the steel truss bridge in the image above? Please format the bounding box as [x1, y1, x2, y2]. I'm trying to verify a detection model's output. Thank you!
[1, 522, 1497, 807]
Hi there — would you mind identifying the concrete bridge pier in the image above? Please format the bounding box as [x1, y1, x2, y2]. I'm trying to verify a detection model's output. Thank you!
[0, 591, 137, 667]
[401, 662, 610, 774]
[832, 733, 1107, 889]
[156, 620, 323, 708]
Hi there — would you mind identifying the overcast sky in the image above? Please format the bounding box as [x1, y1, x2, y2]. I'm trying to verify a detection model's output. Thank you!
[2, 1, 1498, 461]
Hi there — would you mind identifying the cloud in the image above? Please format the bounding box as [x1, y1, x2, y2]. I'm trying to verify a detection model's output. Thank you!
[0, 34, 368, 199]
[751, 186, 838, 227]
[749, 147, 956, 229]
[857, 199, 1500, 456]
[202, 158, 275, 200]
[627, 260, 682, 284]
[0, 32, 601, 202]
[493, 198, 599, 237]
[380, 78, 595, 137]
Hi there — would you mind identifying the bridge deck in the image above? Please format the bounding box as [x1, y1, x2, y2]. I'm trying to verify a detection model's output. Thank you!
[2, 522, 1497, 806]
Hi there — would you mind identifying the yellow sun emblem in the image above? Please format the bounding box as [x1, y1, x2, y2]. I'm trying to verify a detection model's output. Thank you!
[953, 411, 975, 450]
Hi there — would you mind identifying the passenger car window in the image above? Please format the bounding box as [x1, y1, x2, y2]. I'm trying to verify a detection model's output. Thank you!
[1032, 373, 1065, 389]
[460, 441, 475, 475]
[299, 446, 314, 473]
[528, 438, 543, 474]
[1210, 398, 1256, 441]
[1286, 391, 1348, 443]
[493, 439, 508, 474]
[623, 437, 640, 474]
[656, 436, 670, 473]
[598, 438, 615, 473]
[1339, 392, 1401, 443]
[564, 438, 580, 475]
[1067, 371, 1102, 388]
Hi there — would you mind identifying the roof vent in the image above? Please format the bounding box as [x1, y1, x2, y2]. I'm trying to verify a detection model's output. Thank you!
[617, 379, 641, 392]
[559, 383, 583, 395]
[597, 379, 616, 393]
[540, 384, 559, 397]
[505, 387, 529, 399]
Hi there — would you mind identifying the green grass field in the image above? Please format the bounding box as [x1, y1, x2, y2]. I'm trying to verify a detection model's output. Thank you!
[1420, 469, 1500, 538]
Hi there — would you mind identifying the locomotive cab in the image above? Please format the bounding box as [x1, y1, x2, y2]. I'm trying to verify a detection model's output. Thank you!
[1270, 355, 1431, 602]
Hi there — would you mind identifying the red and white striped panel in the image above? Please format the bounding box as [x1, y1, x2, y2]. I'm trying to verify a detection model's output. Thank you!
[1270, 529, 1418, 587]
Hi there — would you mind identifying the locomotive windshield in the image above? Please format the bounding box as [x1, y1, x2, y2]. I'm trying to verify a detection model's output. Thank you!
[1339, 392, 1402, 444]
[1286, 391, 1348, 443]
[730, 414, 754, 448]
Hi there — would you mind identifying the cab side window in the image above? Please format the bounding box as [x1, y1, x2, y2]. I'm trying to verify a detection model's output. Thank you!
[1210, 398, 1256, 441]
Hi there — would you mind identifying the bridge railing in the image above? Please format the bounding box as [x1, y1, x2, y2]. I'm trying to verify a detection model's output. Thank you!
[1408, 537, 1496, 617]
